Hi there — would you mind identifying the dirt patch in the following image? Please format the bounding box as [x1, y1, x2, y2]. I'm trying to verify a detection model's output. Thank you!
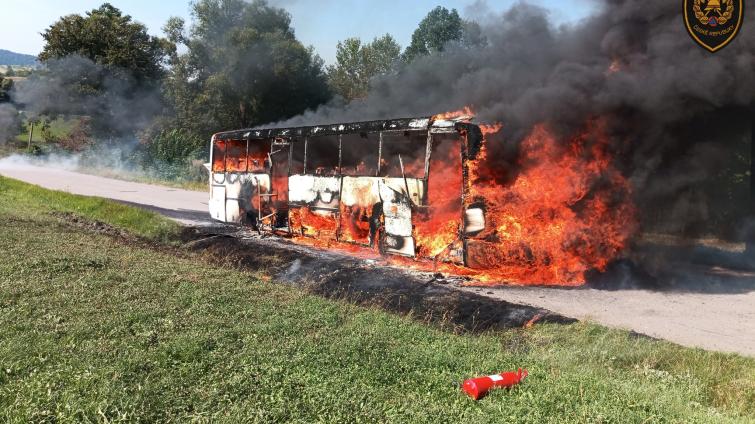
[180, 227, 576, 333]
[52, 212, 136, 241]
[50, 211, 192, 259]
[52, 214, 575, 333]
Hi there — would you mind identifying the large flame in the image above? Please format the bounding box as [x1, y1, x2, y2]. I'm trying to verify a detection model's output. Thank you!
[464, 121, 636, 285]
[239, 108, 637, 286]
[432, 106, 475, 121]
[414, 134, 464, 258]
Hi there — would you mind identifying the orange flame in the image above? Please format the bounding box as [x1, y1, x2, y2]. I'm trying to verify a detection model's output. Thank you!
[480, 122, 503, 136]
[432, 106, 475, 121]
[607, 59, 622, 75]
[231, 108, 636, 287]
[414, 136, 464, 258]
[464, 121, 636, 285]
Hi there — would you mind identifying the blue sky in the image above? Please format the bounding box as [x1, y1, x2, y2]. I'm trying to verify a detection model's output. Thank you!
[1, 0, 597, 64]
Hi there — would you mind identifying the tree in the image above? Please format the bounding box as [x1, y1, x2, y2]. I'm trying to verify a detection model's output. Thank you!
[462, 20, 487, 49]
[0, 75, 12, 102]
[327, 34, 401, 101]
[39, 3, 167, 85]
[35, 3, 169, 137]
[403, 6, 486, 63]
[4, 66, 15, 77]
[162, 0, 331, 135]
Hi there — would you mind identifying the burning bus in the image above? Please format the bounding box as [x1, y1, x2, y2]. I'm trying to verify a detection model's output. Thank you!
[208, 114, 486, 266]
[208, 112, 634, 286]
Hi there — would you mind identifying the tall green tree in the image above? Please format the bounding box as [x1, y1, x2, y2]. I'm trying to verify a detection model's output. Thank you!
[39, 3, 167, 85]
[403, 6, 486, 63]
[163, 0, 331, 136]
[0, 75, 12, 102]
[35, 3, 169, 137]
[327, 34, 401, 101]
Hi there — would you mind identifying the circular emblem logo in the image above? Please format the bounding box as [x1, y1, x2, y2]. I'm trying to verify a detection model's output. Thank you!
[684, 0, 745, 52]
[693, 0, 735, 26]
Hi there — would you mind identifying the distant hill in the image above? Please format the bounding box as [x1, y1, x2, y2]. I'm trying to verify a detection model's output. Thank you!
[0, 49, 38, 66]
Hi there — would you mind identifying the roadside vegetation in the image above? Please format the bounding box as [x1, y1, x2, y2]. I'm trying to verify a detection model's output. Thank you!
[14, 116, 76, 144]
[0, 2, 482, 192]
[0, 65, 34, 76]
[0, 175, 753, 422]
[1, 118, 208, 191]
[0, 176, 179, 243]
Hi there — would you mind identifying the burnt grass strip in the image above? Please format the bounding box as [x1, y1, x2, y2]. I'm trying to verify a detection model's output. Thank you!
[180, 227, 576, 333]
[52, 211, 575, 333]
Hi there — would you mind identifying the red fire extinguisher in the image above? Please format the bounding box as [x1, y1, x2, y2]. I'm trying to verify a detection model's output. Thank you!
[462, 368, 528, 400]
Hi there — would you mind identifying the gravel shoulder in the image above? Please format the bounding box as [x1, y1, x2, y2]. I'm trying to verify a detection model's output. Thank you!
[458, 282, 755, 356]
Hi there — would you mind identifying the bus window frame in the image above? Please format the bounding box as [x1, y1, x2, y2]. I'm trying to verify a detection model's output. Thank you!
[211, 138, 228, 173]
[301, 134, 342, 176]
[246, 138, 272, 173]
[340, 131, 380, 177]
[212, 138, 249, 173]
[216, 129, 436, 179]
[286, 136, 306, 176]
[378, 129, 429, 180]
[296, 130, 431, 179]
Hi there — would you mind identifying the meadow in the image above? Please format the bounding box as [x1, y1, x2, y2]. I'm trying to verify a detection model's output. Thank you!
[0, 176, 753, 422]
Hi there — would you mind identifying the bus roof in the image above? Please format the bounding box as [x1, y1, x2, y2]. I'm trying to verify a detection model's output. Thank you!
[212, 116, 478, 140]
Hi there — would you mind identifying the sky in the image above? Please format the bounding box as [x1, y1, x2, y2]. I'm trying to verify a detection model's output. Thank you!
[0, 0, 597, 65]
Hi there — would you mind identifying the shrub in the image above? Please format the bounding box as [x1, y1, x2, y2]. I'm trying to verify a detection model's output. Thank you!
[144, 128, 205, 166]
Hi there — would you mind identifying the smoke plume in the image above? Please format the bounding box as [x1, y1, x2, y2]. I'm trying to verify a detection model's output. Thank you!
[270, 0, 755, 240]
[0, 55, 195, 181]
[12, 55, 164, 137]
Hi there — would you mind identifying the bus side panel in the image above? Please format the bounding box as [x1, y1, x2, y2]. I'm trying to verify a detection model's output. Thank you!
[209, 180, 226, 222]
[338, 177, 424, 250]
[379, 178, 425, 257]
[340, 177, 381, 245]
[235, 173, 270, 224]
[288, 174, 340, 239]
[209, 172, 270, 224]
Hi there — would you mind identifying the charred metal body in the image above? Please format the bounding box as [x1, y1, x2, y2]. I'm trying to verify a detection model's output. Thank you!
[208, 115, 488, 265]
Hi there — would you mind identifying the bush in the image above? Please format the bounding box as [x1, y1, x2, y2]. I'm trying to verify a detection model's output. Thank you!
[58, 118, 93, 152]
[144, 128, 205, 165]
[132, 128, 208, 183]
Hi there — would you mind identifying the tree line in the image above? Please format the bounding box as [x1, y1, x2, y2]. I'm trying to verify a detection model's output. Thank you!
[2, 0, 484, 179]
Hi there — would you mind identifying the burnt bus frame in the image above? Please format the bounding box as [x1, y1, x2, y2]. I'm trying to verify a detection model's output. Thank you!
[211, 117, 483, 264]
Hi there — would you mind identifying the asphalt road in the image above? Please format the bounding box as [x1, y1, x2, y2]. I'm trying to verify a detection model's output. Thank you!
[458, 277, 755, 356]
[2, 163, 754, 356]
[0, 162, 211, 226]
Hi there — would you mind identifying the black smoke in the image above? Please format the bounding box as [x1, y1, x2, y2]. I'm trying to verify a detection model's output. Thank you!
[269, 0, 755, 242]
[12, 55, 164, 138]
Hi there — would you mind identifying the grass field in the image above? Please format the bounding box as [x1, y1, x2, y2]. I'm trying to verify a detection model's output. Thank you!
[0, 66, 34, 74]
[0, 176, 754, 422]
[15, 117, 77, 144]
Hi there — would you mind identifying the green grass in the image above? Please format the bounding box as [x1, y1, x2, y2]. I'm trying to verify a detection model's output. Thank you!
[15, 117, 77, 144]
[0, 176, 753, 422]
[0, 176, 180, 243]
